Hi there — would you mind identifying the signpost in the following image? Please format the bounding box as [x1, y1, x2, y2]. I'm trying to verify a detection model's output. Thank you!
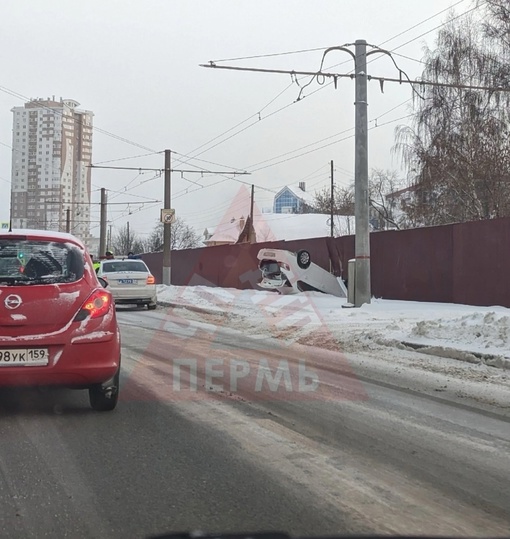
[160, 208, 176, 224]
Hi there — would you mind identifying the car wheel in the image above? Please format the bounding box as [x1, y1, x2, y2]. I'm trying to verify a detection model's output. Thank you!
[147, 303, 157, 310]
[296, 249, 311, 269]
[89, 366, 120, 412]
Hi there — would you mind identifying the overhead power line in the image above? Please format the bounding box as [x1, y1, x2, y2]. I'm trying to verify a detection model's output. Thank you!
[0, 84, 158, 153]
[180, 1, 482, 166]
[211, 46, 333, 64]
[378, 0, 470, 47]
[93, 151, 163, 165]
[389, 1, 486, 54]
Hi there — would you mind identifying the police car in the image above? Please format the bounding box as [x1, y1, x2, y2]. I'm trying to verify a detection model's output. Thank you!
[96, 257, 157, 309]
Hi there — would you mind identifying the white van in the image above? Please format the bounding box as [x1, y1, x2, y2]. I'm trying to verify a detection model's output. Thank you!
[256, 248, 347, 298]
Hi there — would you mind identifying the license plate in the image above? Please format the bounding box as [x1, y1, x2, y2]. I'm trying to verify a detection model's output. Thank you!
[118, 279, 136, 285]
[0, 348, 49, 366]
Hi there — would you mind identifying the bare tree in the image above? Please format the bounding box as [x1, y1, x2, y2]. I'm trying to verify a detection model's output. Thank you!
[395, 9, 510, 226]
[110, 224, 138, 256]
[144, 217, 202, 252]
[312, 185, 355, 215]
[483, 0, 510, 46]
[312, 170, 409, 229]
[369, 169, 408, 230]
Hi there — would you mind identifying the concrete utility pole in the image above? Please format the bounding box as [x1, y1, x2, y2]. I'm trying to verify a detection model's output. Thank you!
[354, 39, 371, 307]
[99, 188, 107, 257]
[330, 160, 334, 238]
[126, 221, 130, 252]
[201, 42, 375, 306]
[250, 184, 255, 243]
[201, 42, 510, 297]
[162, 149, 172, 285]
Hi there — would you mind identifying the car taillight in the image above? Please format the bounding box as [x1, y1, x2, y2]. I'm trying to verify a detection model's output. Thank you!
[74, 289, 112, 321]
[146, 275, 155, 285]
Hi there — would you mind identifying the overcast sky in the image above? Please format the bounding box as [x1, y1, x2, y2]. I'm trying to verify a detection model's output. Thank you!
[0, 0, 478, 241]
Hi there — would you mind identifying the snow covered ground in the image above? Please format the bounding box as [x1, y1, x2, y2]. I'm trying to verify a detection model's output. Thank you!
[150, 284, 510, 412]
[156, 284, 510, 368]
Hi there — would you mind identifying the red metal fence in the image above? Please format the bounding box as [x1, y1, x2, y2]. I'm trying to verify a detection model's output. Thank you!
[141, 217, 510, 308]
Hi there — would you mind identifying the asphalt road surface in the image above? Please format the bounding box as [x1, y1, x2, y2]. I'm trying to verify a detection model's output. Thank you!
[1, 305, 509, 538]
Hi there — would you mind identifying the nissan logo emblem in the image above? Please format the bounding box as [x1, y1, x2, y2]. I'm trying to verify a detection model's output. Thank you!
[5, 294, 22, 310]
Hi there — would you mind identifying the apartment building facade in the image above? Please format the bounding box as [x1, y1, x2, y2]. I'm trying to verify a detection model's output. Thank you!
[10, 97, 93, 246]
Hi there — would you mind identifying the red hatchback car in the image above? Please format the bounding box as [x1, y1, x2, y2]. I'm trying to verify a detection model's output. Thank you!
[0, 229, 121, 411]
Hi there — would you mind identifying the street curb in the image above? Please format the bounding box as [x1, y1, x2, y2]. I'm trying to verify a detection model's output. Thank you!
[399, 340, 510, 370]
[157, 300, 225, 316]
[158, 301, 510, 371]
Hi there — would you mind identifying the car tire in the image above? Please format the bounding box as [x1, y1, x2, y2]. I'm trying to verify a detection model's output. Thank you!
[147, 303, 157, 310]
[296, 249, 311, 269]
[89, 366, 120, 412]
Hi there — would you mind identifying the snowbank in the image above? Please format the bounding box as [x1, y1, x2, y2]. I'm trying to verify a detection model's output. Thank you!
[156, 284, 510, 366]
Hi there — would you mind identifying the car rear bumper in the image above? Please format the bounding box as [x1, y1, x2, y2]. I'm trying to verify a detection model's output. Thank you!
[114, 297, 156, 305]
[0, 339, 120, 388]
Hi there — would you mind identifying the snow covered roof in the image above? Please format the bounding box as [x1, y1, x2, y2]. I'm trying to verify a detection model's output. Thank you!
[205, 186, 251, 245]
[275, 184, 316, 205]
[206, 185, 355, 245]
[254, 213, 355, 242]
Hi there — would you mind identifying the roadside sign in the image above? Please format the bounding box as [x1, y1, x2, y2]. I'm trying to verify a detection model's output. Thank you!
[160, 209, 176, 224]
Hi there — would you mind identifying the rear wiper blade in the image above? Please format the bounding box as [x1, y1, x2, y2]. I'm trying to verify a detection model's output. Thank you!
[0, 277, 30, 285]
[24, 276, 71, 285]
[0, 276, 70, 285]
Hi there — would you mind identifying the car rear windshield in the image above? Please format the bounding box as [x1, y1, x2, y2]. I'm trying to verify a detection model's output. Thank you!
[0, 239, 84, 285]
[102, 261, 148, 273]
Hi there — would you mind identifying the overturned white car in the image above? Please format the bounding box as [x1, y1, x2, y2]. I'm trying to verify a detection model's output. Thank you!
[257, 248, 347, 298]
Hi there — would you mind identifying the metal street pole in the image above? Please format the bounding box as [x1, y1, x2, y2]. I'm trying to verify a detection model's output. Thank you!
[354, 39, 371, 306]
[66, 208, 71, 233]
[162, 149, 172, 285]
[330, 160, 334, 238]
[99, 188, 107, 257]
[250, 183, 255, 243]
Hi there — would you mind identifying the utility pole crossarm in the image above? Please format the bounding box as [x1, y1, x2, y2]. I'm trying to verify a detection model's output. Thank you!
[171, 169, 251, 175]
[89, 164, 250, 175]
[200, 63, 510, 93]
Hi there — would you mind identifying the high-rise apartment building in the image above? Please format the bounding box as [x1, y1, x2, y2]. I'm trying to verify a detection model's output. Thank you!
[10, 97, 93, 246]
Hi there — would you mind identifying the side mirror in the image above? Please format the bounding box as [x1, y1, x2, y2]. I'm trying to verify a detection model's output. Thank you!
[98, 277, 108, 288]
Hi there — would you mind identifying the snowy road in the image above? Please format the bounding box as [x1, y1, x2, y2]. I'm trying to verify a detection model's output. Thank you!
[117, 305, 510, 536]
[1, 302, 509, 538]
